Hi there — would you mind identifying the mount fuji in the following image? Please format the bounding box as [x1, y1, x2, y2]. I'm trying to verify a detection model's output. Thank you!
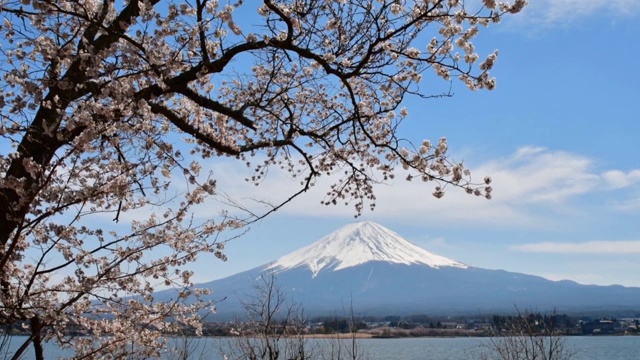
[268, 221, 467, 276]
[158, 221, 640, 318]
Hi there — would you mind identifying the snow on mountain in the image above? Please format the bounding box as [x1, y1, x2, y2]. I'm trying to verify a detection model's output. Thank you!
[269, 221, 467, 276]
[152, 221, 640, 318]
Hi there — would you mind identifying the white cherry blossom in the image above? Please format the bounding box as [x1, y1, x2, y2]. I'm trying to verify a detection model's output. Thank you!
[0, 0, 526, 358]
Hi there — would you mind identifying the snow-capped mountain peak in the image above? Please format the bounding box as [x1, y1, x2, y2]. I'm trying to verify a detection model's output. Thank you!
[269, 221, 467, 276]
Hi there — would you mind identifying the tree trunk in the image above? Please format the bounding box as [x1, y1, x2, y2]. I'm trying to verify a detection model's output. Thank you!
[31, 316, 44, 360]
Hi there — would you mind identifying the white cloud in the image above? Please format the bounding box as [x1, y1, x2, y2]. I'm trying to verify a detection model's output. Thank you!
[602, 170, 640, 189]
[158, 147, 640, 228]
[513, 146, 546, 158]
[418, 237, 455, 251]
[191, 147, 634, 228]
[478, 146, 600, 203]
[511, 0, 640, 26]
[512, 240, 640, 254]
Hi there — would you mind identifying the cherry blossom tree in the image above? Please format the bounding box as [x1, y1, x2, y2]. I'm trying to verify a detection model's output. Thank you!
[0, 0, 525, 358]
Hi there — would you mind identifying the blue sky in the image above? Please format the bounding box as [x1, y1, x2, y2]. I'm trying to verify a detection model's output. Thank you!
[187, 1, 640, 288]
[3, 1, 639, 290]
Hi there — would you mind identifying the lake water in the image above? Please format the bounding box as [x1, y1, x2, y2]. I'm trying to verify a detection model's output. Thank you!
[2, 335, 638, 359]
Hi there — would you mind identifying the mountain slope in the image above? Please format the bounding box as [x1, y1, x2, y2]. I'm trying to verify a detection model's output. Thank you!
[155, 222, 640, 319]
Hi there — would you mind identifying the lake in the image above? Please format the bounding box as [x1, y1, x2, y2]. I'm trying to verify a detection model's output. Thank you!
[2, 335, 639, 359]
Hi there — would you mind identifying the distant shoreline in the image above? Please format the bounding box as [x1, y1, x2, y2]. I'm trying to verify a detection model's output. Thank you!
[291, 332, 640, 340]
[298, 333, 374, 339]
